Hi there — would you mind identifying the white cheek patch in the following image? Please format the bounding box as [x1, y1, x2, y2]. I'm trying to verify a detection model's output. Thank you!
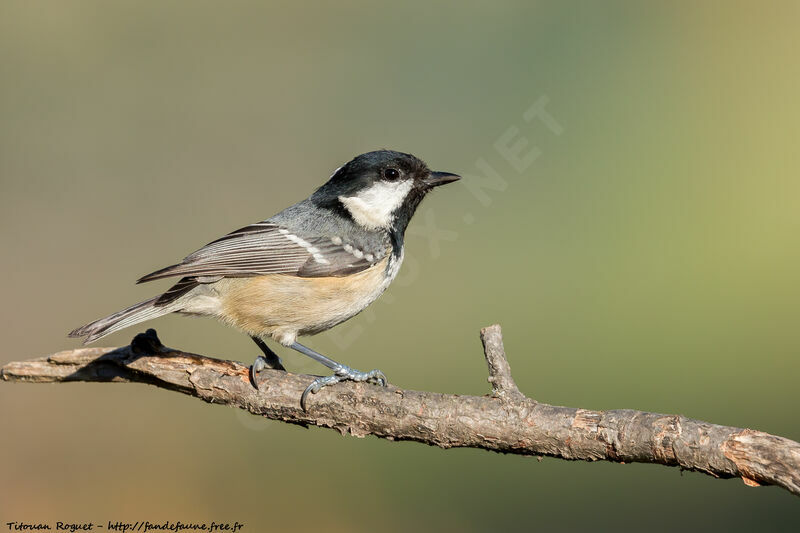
[339, 180, 414, 230]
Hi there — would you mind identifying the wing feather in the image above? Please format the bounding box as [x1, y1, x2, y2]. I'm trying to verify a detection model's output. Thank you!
[138, 221, 387, 286]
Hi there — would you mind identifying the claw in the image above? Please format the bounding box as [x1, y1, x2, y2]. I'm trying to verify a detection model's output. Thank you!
[300, 366, 388, 411]
[250, 354, 286, 389]
[250, 356, 268, 389]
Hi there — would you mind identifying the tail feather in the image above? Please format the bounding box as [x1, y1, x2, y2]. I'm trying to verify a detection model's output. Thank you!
[69, 297, 174, 344]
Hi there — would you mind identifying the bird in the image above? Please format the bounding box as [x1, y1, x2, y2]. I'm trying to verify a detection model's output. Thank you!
[69, 150, 460, 409]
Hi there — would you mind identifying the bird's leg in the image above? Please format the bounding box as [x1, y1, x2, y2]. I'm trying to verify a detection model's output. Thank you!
[289, 342, 387, 411]
[250, 336, 286, 388]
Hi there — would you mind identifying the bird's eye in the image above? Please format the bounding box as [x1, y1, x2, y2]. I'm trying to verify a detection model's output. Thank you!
[383, 168, 400, 180]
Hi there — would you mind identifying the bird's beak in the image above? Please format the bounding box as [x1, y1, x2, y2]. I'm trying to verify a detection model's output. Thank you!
[424, 171, 461, 188]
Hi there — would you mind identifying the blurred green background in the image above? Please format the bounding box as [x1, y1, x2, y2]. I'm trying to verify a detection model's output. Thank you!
[2, 1, 799, 530]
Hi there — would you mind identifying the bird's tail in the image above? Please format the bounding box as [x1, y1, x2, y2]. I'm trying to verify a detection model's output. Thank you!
[68, 297, 174, 344]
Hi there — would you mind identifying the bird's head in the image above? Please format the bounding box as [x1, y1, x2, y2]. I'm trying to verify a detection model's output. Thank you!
[312, 150, 460, 232]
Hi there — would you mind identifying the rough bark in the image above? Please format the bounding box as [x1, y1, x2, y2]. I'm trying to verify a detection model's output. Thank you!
[2, 325, 798, 497]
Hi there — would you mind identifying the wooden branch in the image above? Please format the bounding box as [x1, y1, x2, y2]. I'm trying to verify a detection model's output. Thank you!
[2, 325, 799, 496]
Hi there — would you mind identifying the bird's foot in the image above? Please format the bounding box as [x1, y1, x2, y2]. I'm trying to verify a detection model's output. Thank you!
[301, 365, 387, 411]
[250, 354, 286, 389]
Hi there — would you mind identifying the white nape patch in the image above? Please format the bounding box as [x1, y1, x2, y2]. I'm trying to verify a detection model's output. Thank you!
[282, 232, 329, 264]
[339, 180, 414, 230]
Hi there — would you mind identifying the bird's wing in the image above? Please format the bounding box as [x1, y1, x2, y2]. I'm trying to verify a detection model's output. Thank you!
[138, 222, 386, 284]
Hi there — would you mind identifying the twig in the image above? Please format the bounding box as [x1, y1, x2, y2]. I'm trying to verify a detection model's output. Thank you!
[480, 324, 524, 401]
[2, 325, 798, 496]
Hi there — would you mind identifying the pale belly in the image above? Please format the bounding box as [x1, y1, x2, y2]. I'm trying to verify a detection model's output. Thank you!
[200, 254, 399, 345]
